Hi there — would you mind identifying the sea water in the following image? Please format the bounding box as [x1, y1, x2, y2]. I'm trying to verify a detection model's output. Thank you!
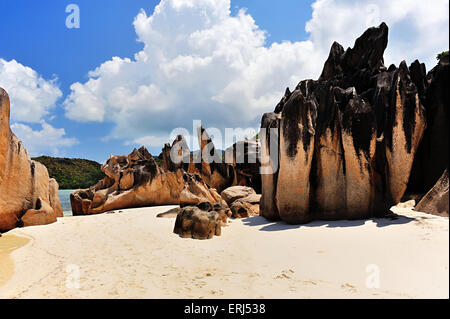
[58, 190, 74, 217]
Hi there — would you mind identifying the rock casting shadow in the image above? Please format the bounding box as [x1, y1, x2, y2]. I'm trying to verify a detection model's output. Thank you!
[242, 213, 416, 232]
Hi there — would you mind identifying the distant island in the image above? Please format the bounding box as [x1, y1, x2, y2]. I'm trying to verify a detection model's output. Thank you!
[32, 156, 105, 190]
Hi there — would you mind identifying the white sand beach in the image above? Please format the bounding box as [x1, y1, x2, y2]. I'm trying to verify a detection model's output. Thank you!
[0, 204, 448, 299]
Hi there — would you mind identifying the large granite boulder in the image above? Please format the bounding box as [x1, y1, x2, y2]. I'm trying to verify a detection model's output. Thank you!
[260, 23, 429, 224]
[70, 146, 223, 215]
[0, 88, 63, 232]
[415, 169, 449, 217]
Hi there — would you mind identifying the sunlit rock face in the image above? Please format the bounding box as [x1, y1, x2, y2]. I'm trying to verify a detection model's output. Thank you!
[260, 23, 429, 224]
[70, 146, 224, 215]
[0, 88, 63, 232]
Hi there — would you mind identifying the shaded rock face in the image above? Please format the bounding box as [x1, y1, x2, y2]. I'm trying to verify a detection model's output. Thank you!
[415, 169, 449, 217]
[407, 56, 449, 195]
[260, 23, 428, 224]
[70, 146, 223, 215]
[225, 139, 261, 193]
[0, 88, 63, 232]
[259, 112, 281, 220]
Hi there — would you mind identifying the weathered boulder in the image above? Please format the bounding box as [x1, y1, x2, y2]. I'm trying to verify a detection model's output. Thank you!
[415, 169, 449, 217]
[70, 146, 223, 215]
[21, 197, 58, 227]
[0, 88, 63, 232]
[173, 206, 223, 240]
[230, 195, 261, 218]
[220, 186, 260, 218]
[260, 23, 428, 224]
[220, 186, 256, 206]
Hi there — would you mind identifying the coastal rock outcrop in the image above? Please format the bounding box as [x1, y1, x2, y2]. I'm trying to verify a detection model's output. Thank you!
[407, 55, 449, 198]
[260, 23, 428, 223]
[0, 88, 63, 232]
[415, 169, 449, 217]
[70, 146, 224, 215]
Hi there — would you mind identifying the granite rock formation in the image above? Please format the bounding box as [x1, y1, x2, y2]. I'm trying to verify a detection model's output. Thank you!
[260, 23, 428, 224]
[161, 128, 233, 193]
[70, 146, 224, 215]
[415, 169, 449, 217]
[161, 127, 261, 193]
[0, 88, 63, 232]
[407, 56, 449, 197]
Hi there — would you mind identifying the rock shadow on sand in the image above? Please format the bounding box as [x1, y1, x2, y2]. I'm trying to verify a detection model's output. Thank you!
[242, 213, 416, 232]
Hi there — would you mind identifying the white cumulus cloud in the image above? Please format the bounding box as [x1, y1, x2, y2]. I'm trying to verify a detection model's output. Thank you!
[0, 58, 62, 123]
[0, 58, 78, 156]
[63, 0, 449, 147]
[10, 121, 79, 157]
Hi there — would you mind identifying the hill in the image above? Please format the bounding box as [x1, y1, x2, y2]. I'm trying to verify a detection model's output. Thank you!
[32, 156, 105, 190]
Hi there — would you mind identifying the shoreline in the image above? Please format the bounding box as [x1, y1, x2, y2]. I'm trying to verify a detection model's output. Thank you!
[0, 233, 30, 287]
[0, 204, 448, 299]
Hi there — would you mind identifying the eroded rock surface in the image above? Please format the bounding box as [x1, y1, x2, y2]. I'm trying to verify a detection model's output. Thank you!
[0, 88, 63, 232]
[260, 23, 428, 224]
[70, 147, 223, 215]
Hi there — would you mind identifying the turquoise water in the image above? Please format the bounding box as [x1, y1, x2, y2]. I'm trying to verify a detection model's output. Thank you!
[58, 190, 74, 217]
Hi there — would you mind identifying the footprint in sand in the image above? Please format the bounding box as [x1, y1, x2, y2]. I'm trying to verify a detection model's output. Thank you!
[274, 270, 294, 279]
[209, 289, 224, 296]
[341, 283, 357, 293]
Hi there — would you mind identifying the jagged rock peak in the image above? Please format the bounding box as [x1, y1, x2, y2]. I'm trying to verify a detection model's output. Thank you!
[319, 22, 388, 83]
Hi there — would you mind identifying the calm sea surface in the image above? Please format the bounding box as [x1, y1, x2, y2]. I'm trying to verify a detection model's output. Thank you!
[58, 190, 74, 217]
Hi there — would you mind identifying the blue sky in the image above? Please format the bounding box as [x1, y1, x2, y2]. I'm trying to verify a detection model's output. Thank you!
[0, 0, 448, 163]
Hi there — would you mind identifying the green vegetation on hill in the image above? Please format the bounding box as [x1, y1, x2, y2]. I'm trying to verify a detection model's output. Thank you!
[437, 51, 449, 60]
[32, 156, 105, 190]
